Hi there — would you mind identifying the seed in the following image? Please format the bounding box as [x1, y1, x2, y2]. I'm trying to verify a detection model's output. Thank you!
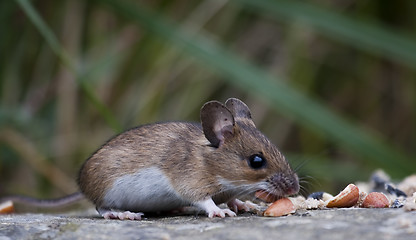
[264, 198, 296, 217]
[308, 192, 333, 202]
[361, 192, 389, 208]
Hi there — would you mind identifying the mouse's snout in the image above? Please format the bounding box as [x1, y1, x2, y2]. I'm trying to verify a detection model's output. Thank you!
[287, 174, 300, 196]
[268, 172, 300, 196]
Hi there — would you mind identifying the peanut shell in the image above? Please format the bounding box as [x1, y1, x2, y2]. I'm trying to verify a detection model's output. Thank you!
[0, 201, 14, 214]
[361, 192, 389, 208]
[264, 198, 296, 217]
[326, 184, 359, 208]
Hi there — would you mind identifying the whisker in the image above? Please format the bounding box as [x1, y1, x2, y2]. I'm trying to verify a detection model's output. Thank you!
[298, 185, 309, 197]
[299, 175, 314, 180]
[302, 175, 321, 188]
[293, 158, 310, 173]
[202, 179, 260, 199]
[203, 173, 310, 208]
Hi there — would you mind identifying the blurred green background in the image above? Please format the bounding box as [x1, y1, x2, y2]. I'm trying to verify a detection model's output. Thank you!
[0, 0, 415, 200]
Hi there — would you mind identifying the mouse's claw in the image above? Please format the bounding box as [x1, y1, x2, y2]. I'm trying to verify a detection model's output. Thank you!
[103, 211, 144, 220]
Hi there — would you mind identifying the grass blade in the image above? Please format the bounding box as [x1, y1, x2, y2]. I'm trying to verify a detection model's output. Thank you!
[99, 0, 413, 177]
[234, 0, 416, 69]
[15, 0, 122, 132]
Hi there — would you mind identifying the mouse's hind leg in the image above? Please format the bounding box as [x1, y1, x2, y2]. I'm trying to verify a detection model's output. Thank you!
[97, 207, 144, 220]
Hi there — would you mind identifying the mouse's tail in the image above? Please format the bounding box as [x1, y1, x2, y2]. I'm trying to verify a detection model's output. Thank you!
[0, 192, 84, 208]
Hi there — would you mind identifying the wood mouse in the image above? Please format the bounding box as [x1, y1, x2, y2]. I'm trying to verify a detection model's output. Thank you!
[1, 98, 299, 220]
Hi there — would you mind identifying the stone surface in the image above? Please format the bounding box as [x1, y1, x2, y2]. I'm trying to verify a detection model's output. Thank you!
[1, 208, 416, 240]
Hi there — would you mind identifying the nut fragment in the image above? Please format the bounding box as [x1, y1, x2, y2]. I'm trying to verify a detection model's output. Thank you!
[255, 190, 278, 203]
[307, 192, 333, 202]
[291, 196, 326, 210]
[403, 193, 416, 211]
[397, 175, 416, 197]
[0, 201, 14, 214]
[327, 184, 359, 208]
[264, 198, 296, 217]
[357, 191, 368, 207]
[361, 192, 389, 208]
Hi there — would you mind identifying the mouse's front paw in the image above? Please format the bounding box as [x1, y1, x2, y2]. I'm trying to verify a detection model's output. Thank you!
[228, 199, 261, 213]
[195, 197, 236, 218]
[227, 199, 250, 213]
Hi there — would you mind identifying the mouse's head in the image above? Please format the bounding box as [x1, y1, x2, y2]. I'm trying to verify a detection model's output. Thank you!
[201, 98, 299, 200]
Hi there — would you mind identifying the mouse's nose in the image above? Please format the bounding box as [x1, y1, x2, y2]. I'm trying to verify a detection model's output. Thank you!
[270, 173, 299, 196]
[287, 174, 300, 195]
[286, 183, 299, 196]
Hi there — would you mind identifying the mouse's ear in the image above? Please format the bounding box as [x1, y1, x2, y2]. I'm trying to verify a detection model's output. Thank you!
[225, 98, 255, 127]
[200, 101, 235, 147]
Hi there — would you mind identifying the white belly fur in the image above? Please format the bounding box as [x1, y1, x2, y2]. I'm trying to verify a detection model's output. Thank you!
[102, 167, 189, 212]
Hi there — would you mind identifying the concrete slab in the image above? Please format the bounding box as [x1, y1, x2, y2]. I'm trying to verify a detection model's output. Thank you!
[1, 208, 416, 240]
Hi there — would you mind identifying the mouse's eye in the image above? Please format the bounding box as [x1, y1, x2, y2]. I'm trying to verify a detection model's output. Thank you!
[248, 154, 267, 169]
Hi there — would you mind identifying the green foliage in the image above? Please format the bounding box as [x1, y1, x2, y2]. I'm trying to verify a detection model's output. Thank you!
[1, 0, 415, 197]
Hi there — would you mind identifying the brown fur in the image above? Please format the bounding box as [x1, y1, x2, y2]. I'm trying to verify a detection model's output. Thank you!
[78, 98, 299, 210]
